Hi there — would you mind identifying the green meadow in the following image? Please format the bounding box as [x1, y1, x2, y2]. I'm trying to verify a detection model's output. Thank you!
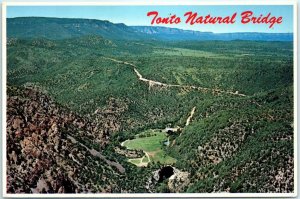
[123, 130, 176, 166]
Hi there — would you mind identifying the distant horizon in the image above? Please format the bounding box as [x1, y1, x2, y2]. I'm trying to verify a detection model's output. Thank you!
[7, 16, 294, 34]
[7, 5, 293, 33]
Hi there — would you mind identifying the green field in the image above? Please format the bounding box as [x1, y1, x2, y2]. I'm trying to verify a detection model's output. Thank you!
[123, 130, 176, 166]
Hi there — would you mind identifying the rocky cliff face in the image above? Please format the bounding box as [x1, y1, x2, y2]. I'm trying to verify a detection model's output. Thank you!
[6, 86, 125, 193]
[146, 166, 189, 193]
[168, 168, 190, 193]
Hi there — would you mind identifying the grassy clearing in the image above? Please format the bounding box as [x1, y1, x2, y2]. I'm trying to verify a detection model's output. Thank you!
[123, 130, 176, 166]
[142, 156, 149, 163]
[125, 131, 165, 151]
[128, 158, 143, 164]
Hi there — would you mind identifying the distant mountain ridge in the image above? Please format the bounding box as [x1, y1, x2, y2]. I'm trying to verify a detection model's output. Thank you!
[132, 26, 293, 41]
[8, 17, 293, 41]
[7, 17, 147, 40]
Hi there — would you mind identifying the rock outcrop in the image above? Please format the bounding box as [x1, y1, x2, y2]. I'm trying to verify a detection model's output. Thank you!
[6, 86, 125, 193]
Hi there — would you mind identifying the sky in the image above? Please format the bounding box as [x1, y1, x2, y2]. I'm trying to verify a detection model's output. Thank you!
[7, 5, 293, 33]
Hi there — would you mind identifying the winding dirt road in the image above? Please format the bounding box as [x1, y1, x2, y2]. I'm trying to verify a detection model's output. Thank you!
[104, 57, 246, 97]
[186, 107, 196, 126]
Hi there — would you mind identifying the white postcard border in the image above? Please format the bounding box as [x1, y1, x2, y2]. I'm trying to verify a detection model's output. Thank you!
[1, 1, 298, 198]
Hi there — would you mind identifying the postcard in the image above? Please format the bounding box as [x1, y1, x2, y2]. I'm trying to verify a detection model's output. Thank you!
[2, 1, 297, 198]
